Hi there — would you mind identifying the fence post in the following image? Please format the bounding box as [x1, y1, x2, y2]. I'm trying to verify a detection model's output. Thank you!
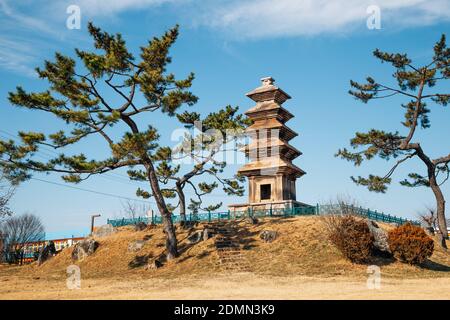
[208, 211, 211, 222]
[316, 203, 320, 215]
[270, 205, 273, 217]
[227, 210, 231, 221]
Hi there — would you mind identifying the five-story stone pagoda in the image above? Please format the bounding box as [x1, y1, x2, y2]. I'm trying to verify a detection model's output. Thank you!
[229, 77, 309, 213]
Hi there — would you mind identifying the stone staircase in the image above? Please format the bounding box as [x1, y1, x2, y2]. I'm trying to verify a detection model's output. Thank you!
[204, 220, 250, 272]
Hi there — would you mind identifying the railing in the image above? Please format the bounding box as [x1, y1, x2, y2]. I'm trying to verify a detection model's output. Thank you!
[107, 204, 420, 227]
[318, 204, 421, 226]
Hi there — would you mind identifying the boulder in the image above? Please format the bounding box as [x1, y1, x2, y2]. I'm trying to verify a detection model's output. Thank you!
[425, 226, 435, 236]
[145, 259, 162, 270]
[367, 220, 390, 253]
[187, 231, 203, 244]
[134, 222, 147, 231]
[203, 228, 212, 241]
[247, 216, 259, 225]
[128, 254, 149, 268]
[92, 224, 115, 238]
[260, 230, 278, 243]
[37, 241, 56, 266]
[128, 240, 146, 252]
[72, 239, 99, 261]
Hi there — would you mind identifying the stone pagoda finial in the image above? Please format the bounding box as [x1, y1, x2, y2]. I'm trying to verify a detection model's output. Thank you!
[261, 76, 275, 87]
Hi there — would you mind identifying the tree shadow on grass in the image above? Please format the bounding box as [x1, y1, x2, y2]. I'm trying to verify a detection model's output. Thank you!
[369, 254, 396, 267]
[421, 260, 450, 272]
[128, 254, 152, 268]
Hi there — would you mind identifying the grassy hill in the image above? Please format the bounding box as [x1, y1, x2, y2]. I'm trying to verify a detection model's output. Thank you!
[15, 215, 449, 282]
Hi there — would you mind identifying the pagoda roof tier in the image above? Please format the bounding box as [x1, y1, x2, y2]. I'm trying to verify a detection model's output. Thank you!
[238, 157, 306, 178]
[241, 137, 302, 161]
[244, 101, 294, 123]
[246, 118, 298, 142]
[246, 80, 291, 104]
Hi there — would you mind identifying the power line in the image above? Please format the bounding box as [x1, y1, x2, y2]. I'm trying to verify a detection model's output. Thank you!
[29, 176, 157, 205]
[0, 129, 241, 200]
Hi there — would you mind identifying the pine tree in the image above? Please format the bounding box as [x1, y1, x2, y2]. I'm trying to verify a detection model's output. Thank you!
[337, 35, 450, 247]
[0, 23, 198, 259]
[127, 106, 249, 223]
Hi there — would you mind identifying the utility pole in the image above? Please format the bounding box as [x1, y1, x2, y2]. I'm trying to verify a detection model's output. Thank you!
[90, 214, 101, 234]
[147, 209, 154, 225]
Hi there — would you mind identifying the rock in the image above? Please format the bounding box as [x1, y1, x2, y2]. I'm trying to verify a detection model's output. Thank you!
[37, 241, 56, 266]
[143, 234, 152, 241]
[425, 226, 435, 236]
[203, 228, 211, 241]
[367, 220, 390, 253]
[134, 222, 147, 231]
[145, 259, 162, 270]
[260, 230, 278, 243]
[128, 240, 146, 252]
[92, 224, 115, 238]
[71, 239, 99, 261]
[129, 254, 149, 268]
[247, 216, 259, 225]
[187, 231, 203, 244]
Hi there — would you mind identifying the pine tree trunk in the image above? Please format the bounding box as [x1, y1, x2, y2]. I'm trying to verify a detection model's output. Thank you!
[120, 115, 178, 259]
[428, 167, 448, 248]
[175, 182, 186, 224]
[144, 162, 178, 259]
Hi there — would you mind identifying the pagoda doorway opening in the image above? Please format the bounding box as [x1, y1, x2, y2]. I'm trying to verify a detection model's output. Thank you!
[260, 184, 272, 200]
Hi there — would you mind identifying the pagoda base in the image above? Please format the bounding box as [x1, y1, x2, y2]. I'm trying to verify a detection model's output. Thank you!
[228, 200, 313, 214]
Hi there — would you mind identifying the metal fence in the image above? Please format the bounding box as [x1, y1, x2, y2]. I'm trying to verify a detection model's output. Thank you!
[107, 203, 419, 227]
[318, 204, 420, 226]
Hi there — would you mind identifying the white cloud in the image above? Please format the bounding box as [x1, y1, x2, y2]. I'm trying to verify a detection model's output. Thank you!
[0, 0, 449, 77]
[0, 0, 62, 37]
[73, 0, 184, 16]
[196, 0, 450, 39]
[0, 38, 38, 76]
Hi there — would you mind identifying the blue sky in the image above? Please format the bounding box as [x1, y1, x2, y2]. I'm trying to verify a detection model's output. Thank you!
[0, 0, 449, 238]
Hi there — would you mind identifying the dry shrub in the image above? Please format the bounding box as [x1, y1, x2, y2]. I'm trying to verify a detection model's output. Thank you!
[388, 223, 434, 265]
[323, 215, 374, 264]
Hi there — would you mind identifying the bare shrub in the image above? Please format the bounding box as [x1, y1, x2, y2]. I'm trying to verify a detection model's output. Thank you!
[1, 213, 45, 264]
[418, 206, 437, 234]
[388, 223, 434, 265]
[322, 214, 374, 264]
[121, 200, 151, 219]
[0, 172, 15, 222]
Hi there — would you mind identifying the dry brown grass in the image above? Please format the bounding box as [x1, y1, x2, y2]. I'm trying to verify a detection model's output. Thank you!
[1, 215, 449, 299]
